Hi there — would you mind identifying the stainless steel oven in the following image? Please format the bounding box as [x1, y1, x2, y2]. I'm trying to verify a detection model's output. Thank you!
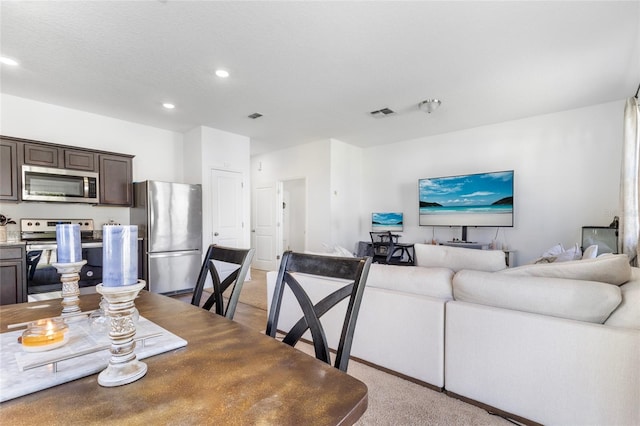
[22, 165, 99, 203]
[21, 219, 103, 300]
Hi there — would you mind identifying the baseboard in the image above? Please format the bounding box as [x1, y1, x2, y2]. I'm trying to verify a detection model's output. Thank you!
[444, 390, 541, 426]
[348, 354, 444, 392]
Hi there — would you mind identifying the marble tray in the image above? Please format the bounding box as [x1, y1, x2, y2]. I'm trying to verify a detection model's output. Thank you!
[0, 316, 187, 402]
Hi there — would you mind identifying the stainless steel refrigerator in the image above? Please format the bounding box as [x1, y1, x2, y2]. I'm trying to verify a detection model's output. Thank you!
[130, 181, 202, 294]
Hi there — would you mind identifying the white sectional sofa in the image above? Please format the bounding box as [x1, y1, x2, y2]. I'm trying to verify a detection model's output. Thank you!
[267, 264, 455, 387]
[266, 244, 640, 425]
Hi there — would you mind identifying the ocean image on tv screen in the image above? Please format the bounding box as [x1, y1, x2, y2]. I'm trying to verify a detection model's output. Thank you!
[419, 171, 514, 227]
[372, 212, 403, 232]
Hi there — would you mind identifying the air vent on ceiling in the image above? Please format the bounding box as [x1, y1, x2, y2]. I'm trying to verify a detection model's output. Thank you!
[248, 113, 263, 119]
[370, 107, 395, 118]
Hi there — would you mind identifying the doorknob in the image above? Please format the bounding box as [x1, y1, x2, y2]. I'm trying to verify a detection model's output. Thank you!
[214, 232, 219, 236]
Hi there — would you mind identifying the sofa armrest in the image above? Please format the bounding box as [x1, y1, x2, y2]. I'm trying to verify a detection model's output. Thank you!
[445, 301, 640, 425]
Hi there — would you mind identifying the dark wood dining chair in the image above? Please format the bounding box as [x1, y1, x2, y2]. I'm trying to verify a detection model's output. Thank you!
[369, 231, 401, 264]
[266, 251, 372, 372]
[191, 244, 255, 320]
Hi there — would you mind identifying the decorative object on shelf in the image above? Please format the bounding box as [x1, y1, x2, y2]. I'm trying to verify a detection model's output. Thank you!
[418, 99, 442, 114]
[609, 216, 619, 229]
[102, 225, 138, 286]
[21, 318, 69, 352]
[52, 260, 87, 316]
[96, 280, 147, 387]
[0, 214, 16, 243]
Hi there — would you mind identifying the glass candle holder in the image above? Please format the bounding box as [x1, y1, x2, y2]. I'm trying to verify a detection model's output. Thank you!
[21, 318, 69, 352]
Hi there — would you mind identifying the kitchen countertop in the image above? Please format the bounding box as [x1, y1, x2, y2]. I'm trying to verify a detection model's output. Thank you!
[0, 240, 26, 247]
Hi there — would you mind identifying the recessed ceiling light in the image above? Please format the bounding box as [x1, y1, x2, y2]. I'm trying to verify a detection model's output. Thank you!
[0, 56, 19, 66]
[162, 103, 175, 109]
[215, 69, 230, 78]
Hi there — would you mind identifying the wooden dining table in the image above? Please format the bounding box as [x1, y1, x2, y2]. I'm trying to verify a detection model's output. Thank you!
[0, 291, 368, 425]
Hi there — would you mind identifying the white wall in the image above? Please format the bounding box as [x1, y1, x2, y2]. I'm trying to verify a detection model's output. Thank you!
[2, 94, 624, 266]
[361, 100, 624, 265]
[251, 140, 331, 253]
[0, 94, 184, 229]
[252, 101, 623, 265]
[183, 126, 203, 185]
[283, 178, 306, 252]
[198, 126, 251, 250]
[330, 139, 363, 252]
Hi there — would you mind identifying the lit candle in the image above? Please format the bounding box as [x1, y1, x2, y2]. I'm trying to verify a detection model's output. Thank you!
[21, 318, 68, 349]
[56, 224, 82, 263]
[103, 225, 138, 287]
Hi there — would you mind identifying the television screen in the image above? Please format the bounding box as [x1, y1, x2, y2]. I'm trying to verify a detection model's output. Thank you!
[372, 212, 404, 232]
[419, 170, 514, 227]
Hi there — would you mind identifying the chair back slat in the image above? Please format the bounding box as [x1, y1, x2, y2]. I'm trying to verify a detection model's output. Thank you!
[191, 244, 255, 320]
[266, 251, 372, 371]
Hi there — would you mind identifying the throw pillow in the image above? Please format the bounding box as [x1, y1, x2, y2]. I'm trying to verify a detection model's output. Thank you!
[541, 243, 565, 257]
[582, 245, 598, 259]
[554, 242, 582, 262]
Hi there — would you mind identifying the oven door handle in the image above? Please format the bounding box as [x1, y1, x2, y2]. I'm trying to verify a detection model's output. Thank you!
[26, 243, 58, 251]
[26, 242, 103, 251]
[81, 242, 103, 248]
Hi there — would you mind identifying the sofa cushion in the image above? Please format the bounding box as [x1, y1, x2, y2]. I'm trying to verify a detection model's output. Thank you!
[366, 263, 453, 299]
[453, 270, 622, 323]
[605, 268, 640, 329]
[499, 253, 631, 286]
[414, 243, 506, 272]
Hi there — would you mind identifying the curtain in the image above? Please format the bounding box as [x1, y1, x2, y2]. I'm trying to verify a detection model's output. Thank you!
[620, 96, 640, 266]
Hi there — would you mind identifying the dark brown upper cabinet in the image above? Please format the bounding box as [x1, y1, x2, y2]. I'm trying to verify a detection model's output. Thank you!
[24, 143, 59, 168]
[24, 143, 98, 172]
[1, 135, 134, 206]
[0, 139, 19, 201]
[64, 149, 97, 172]
[99, 154, 133, 206]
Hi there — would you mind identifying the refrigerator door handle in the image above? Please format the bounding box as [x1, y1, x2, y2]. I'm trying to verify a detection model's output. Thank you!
[148, 251, 201, 258]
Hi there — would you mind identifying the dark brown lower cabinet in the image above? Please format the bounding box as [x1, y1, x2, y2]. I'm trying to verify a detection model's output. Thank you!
[0, 244, 26, 305]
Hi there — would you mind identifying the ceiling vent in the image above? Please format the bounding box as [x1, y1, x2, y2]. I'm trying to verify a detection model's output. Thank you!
[248, 113, 263, 119]
[369, 107, 395, 118]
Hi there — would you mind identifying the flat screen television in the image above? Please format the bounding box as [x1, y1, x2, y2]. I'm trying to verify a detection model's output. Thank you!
[371, 212, 403, 232]
[419, 170, 514, 235]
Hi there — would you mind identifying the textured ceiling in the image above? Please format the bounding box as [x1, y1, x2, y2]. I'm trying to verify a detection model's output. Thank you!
[1, 1, 639, 155]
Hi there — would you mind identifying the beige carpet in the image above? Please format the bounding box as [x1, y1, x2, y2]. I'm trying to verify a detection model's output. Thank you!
[235, 269, 268, 310]
[291, 342, 512, 426]
[240, 269, 514, 425]
[207, 269, 268, 311]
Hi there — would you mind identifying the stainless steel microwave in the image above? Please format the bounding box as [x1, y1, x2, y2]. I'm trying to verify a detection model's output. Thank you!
[22, 165, 99, 203]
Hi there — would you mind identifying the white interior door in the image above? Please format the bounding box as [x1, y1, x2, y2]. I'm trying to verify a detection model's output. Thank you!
[210, 169, 243, 248]
[252, 184, 277, 271]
